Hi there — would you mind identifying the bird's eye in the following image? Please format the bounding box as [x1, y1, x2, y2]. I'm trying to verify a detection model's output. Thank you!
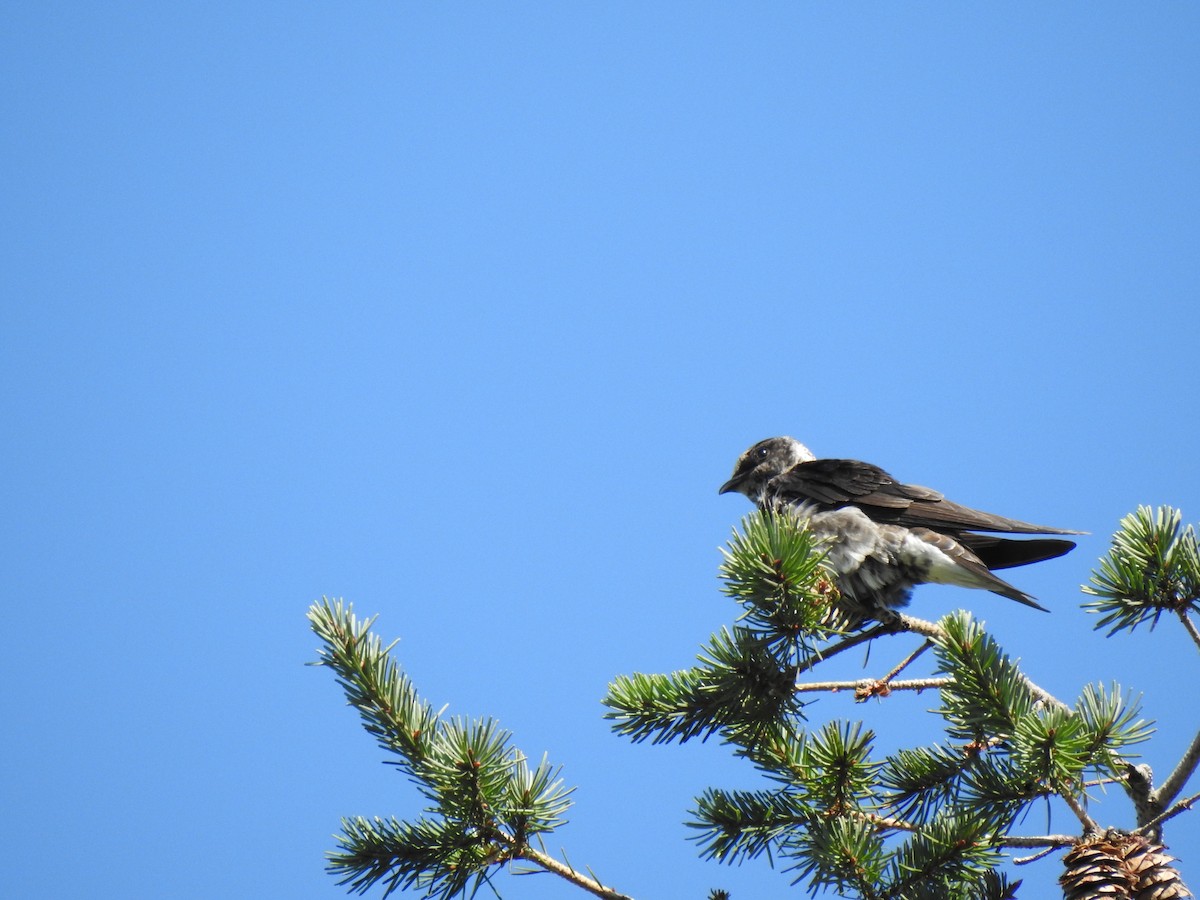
[756, 446, 769, 459]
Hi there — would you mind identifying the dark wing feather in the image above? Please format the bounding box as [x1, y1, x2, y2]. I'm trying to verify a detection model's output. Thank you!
[873, 496, 1083, 535]
[771, 459, 1081, 536]
[955, 534, 1077, 570]
[769, 458, 941, 509]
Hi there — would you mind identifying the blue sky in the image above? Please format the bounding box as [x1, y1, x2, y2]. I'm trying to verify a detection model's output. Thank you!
[3, 4, 1199, 898]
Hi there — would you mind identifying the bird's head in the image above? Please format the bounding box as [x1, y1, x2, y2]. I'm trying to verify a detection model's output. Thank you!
[718, 436, 815, 502]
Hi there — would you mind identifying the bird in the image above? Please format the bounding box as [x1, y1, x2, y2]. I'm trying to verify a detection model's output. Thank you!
[719, 436, 1080, 617]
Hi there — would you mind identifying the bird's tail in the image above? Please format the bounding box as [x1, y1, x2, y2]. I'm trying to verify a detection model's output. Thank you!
[912, 527, 1060, 612]
[986, 578, 1050, 612]
[956, 534, 1074, 612]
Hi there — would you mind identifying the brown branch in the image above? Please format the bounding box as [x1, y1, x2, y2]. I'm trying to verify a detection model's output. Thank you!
[858, 810, 919, 833]
[890, 611, 945, 639]
[1001, 834, 1080, 864]
[1022, 675, 1071, 713]
[1178, 608, 1200, 654]
[799, 611, 1072, 712]
[889, 611, 1070, 711]
[1011, 843, 1072, 865]
[795, 610, 941, 682]
[519, 845, 635, 900]
[1123, 763, 1159, 837]
[1000, 833, 1079, 848]
[1012, 847, 1058, 865]
[850, 810, 1093, 868]
[794, 619, 902, 677]
[1153, 726, 1200, 813]
[1136, 791, 1200, 838]
[794, 676, 948, 697]
[881, 639, 934, 684]
[1059, 789, 1101, 834]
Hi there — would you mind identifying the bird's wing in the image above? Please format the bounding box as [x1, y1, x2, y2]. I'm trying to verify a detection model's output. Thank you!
[955, 534, 1077, 569]
[769, 458, 942, 508]
[771, 458, 1080, 535]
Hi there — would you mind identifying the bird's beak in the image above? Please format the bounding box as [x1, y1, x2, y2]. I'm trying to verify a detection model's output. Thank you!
[718, 475, 744, 495]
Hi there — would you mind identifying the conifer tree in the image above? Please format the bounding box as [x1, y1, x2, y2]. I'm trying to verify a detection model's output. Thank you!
[309, 505, 1199, 899]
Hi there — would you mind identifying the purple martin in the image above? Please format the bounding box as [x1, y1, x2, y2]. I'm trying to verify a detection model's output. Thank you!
[719, 437, 1080, 616]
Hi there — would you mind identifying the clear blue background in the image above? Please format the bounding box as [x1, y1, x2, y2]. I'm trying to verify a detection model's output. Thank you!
[3, 4, 1198, 898]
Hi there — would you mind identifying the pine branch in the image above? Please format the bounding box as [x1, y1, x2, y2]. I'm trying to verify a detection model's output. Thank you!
[719, 510, 845, 640]
[1083, 505, 1200, 635]
[788, 814, 888, 898]
[879, 813, 1006, 898]
[881, 742, 989, 826]
[308, 597, 440, 772]
[630, 507, 1197, 896]
[603, 625, 806, 746]
[1073, 683, 1154, 767]
[933, 612, 1069, 741]
[689, 786, 806, 865]
[309, 598, 628, 900]
[878, 611, 1067, 706]
[313, 497, 1200, 899]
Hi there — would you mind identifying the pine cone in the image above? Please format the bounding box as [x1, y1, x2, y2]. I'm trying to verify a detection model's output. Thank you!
[1060, 831, 1191, 900]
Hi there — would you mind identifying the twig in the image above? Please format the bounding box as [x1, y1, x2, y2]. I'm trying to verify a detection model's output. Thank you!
[858, 810, 920, 833]
[521, 845, 634, 900]
[800, 613, 942, 670]
[1153, 726, 1200, 813]
[1012, 845, 1067, 865]
[794, 676, 949, 696]
[1135, 791, 1200, 838]
[1177, 609, 1200, 654]
[1021, 674, 1071, 713]
[1013, 847, 1057, 865]
[1059, 790, 1101, 834]
[1002, 833, 1080, 849]
[795, 620, 901, 677]
[880, 639, 934, 684]
[889, 611, 1070, 711]
[891, 611, 945, 640]
[1005, 833, 1079, 865]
